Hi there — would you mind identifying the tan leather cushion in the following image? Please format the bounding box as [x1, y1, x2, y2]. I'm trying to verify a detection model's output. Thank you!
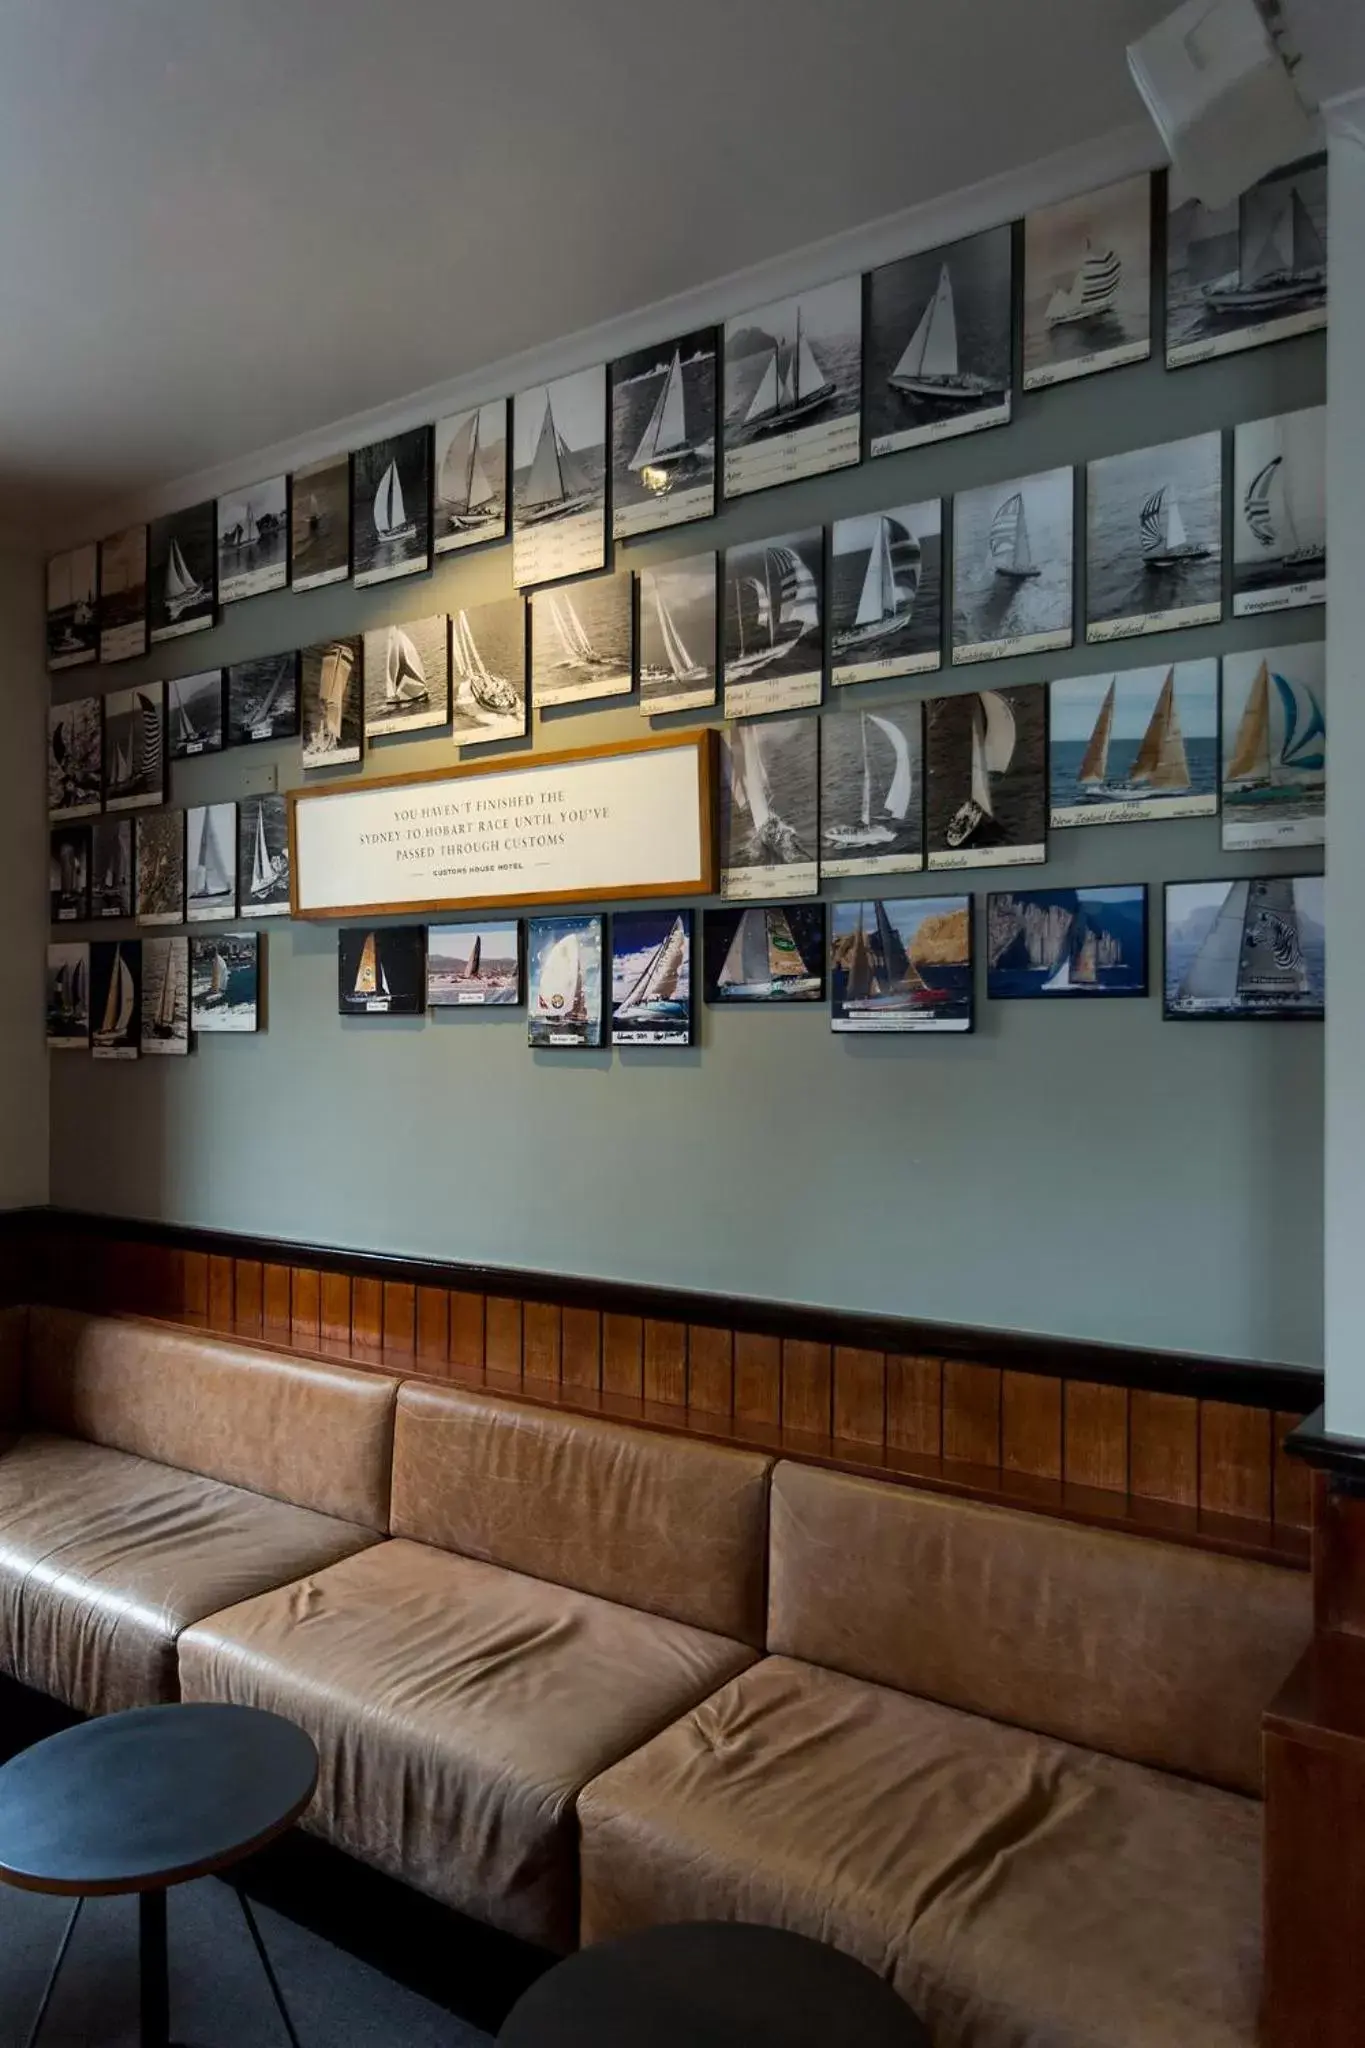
[768, 1461, 1309, 1793]
[390, 1381, 771, 1645]
[178, 1536, 756, 1951]
[0, 1432, 380, 1715]
[26, 1307, 397, 1528]
[579, 1655, 1262, 2048]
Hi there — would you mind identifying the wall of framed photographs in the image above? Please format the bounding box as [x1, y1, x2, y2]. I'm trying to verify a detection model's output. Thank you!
[43, 156, 1327, 1367]
[3, 551, 49, 1207]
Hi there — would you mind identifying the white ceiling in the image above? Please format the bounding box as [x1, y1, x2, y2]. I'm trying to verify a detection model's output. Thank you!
[0, 0, 1189, 530]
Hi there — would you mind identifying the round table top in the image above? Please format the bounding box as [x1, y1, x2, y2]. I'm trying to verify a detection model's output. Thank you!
[0, 1704, 318, 1897]
[497, 1922, 930, 2047]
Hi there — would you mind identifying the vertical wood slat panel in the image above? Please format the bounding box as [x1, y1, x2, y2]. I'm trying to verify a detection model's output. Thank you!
[383, 1282, 416, 1355]
[1129, 1389, 1199, 1508]
[351, 1276, 383, 1352]
[262, 1263, 292, 1335]
[1273, 1412, 1313, 1532]
[561, 1307, 602, 1391]
[291, 1267, 321, 1343]
[181, 1251, 209, 1320]
[523, 1300, 562, 1383]
[144, 1245, 181, 1317]
[1199, 1401, 1273, 1522]
[943, 1362, 1002, 1467]
[234, 1260, 264, 1333]
[415, 1287, 449, 1365]
[688, 1325, 733, 1417]
[449, 1291, 485, 1369]
[833, 1348, 885, 1447]
[782, 1340, 832, 1438]
[734, 1332, 781, 1429]
[886, 1355, 942, 1457]
[643, 1320, 688, 1408]
[602, 1314, 644, 1400]
[1002, 1374, 1063, 1481]
[484, 1296, 523, 1376]
[1063, 1382, 1129, 1494]
[319, 1271, 352, 1347]
[208, 1256, 234, 1332]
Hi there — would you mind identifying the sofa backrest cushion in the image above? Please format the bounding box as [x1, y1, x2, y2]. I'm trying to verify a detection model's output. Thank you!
[767, 1460, 1310, 1795]
[0, 1305, 25, 1436]
[391, 1381, 771, 1645]
[25, 1306, 397, 1530]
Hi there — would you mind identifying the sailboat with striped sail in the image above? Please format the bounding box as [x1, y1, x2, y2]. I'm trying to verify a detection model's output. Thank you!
[836, 516, 921, 653]
[824, 713, 915, 855]
[1175, 878, 1313, 1011]
[519, 394, 596, 525]
[1203, 185, 1326, 315]
[715, 907, 820, 999]
[945, 692, 1017, 848]
[743, 310, 836, 436]
[889, 263, 1005, 407]
[1241, 451, 1325, 580]
[989, 493, 1041, 581]
[1226, 658, 1325, 797]
[1140, 486, 1212, 570]
[452, 609, 520, 717]
[1046, 242, 1123, 326]
[437, 408, 502, 533]
[726, 545, 819, 680]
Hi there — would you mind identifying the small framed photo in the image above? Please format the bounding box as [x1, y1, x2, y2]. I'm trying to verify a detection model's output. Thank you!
[720, 717, 819, 900]
[951, 468, 1073, 664]
[363, 614, 450, 740]
[987, 885, 1148, 998]
[48, 697, 103, 820]
[47, 942, 90, 1050]
[703, 903, 825, 1003]
[186, 803, 238, 922]
[926, 686, 1047, 870]
[1166, 153, 1326, 368]
[637, 556, 717, 717]
[1023, 175, 1152, 389]
[148, 502, 216, 643]
[1222, 643, 1324, 853]
[238, 794, 292, 916]
[98, 525, 149, 664]
[610, 910, 694, 1046]
[611, 329, 717, 539]
[722, 529, 823, 717]
[527, 915, 606, 1047]
[1165, 877, 1323, 1019]
[191, 932, 261, 1032]
[90, 940, 141, 1059]
[866, 226, 1012, 456]
[290, 454, 351, 591]
[451, 597, 528, 748]
[136, 809, 186, 928]
[301, 637, 362, 769]
[141, 936, 190, 1056]
[724, 277, 861, 497]
[820, 704, 922, 879]
[50, 825, 90, 924]
[1049, 661, 1219, 828]
[91, 817, 134, 919]
[427, 922, 522, 1006]
[217, 476, 289, 603]
[1233, 406, 1325, 617]
[512, 366, 607, 588]
[168, 669, 225, 760]
[435, 401, 509, 555]
[831, 896, 972, 1032]
[1086, 433, 1222, 642]
[339, 926, 426, 1016]
[226, 652, 299, 746]
[830, 503, 942, 686]
[531, 572, 632, 710]
[104, 684, 166, 812]
[353, 427, 432, 588]
[46, 545, 98, 671]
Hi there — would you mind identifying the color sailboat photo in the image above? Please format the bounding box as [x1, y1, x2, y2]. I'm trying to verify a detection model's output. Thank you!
[831, 896, 972, 1032]
[528, 915, 605, 1046]
[1050, 660, 1218, 826]
[611, 910, 693, 1045]
[703, 903, 825, 1003]
[1221, 643, 1325, 852]
[1165, 877, 1324, 1019]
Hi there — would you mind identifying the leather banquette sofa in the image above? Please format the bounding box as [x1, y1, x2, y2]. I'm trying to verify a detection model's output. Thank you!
[0, 1305, 1310, 2048]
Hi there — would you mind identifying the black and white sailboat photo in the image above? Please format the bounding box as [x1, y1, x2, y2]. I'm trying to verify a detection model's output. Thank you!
[49, 825, 90, 923]
[290, 453, 351, 591]
[831, 503, 941, 686]
[636, 554, 717, 715]
[952, 468, 1073, 663]
[301, 637, 363, 768]
[819, 705, 922, 879]
[90, 940, 141, 1060]
[1233, 405, 1326, 616]
[926, 685, 1047, 870]
[48, 697, 103, 820]
[136, 808, 185, 927]
[46, 544, 98, 670]
[363, 614, 449, 738]
[168, 669, 225, 760]
[186, 803, 238, 923]
[1087, 433, 1222, 642]
[719, 716, 819, 900]
[722, 529, 823, 717]
[531, 571, 632, 710]
[1023, 174, 1151, 389]
[866, 225, 1012, 455]
[98, 524, 148, 664]
[450, 596, 528, 748]
[611, 328, 717, 539]
[352, 427, 432, 588]
[237, 793, 291, 917]
[149, 503, 216, 643]
[217, 474, 289, 604]
[724, 276, 860, 496]
[47, 942, 91, 1050]
[91, 816, 134, 919]
[226, 652, 298, 746]
[512, 366, 606, 588]
[434, 400, 508, 555]
[104, 683, 166, 812]
[1167, 154, 1327, 366]
[141, 936, 190, 1056]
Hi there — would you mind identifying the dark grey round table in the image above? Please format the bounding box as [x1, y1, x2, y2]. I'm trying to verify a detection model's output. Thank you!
[497, 1922, 931, 2046]
[0, 1702, 318, 2048]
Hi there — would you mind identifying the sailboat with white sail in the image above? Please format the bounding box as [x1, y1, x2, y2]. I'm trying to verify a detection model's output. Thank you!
[1042, 924, 1101, 991]
[824, 714, 915, 854]
[452, 608, 520, 718]
[189, 807, 234, 914]
[1140, 486, 1212, 570]
[382, 629, 431, 712]
[989, 493, 1042, 581]
[1241, 452, 1325, 580]
[1077, 669, 1192, 800]
[1045, 242, 1123, 326]
[629, 350, 701, 485]
[94, 945, 136, 1049]
[173, 689, 202, 753]
[543, 593, 613, 672]
[836, 516, 921, 653]
[1175, 878, 1314, 1012]
[519, 395, 597, 525]
[149, 945, 181, 1039]
[726, 545, 819, 680]
[534, 930, 588, 1027]
[613, 916, 690, 1034]
[163, 538, 206, 620]
[438, 409, 502, 532]
[945, 692, 1017, 849]
[742, 310, 836, 437]
[247, 802, 286, 902]
[732, 724, 809, 868]
[889, 263, 1005, 408]
[1203, 186, 1326, 315]
[639, 573, 708, 690]
[715, 907, 820, 1000]
[372, 461, 416, 546]
[1225, 659, 1325, 799]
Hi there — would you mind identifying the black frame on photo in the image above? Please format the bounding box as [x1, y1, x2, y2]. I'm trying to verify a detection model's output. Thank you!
[610, 909, 695, 1046]
[1163, 875, 1324, 1021]
[986, 885, 1149, 1000]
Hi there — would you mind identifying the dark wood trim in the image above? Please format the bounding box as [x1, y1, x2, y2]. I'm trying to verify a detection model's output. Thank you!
[1284, 1408, 1365, 1486]
[25, 1206, 1322, 1412]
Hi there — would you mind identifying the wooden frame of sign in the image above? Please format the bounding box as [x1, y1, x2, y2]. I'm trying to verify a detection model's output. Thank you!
[288, 730, 717, 920]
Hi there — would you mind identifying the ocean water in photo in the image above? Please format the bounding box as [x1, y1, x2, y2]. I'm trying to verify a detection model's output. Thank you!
[1167, 164, 1326, 355]
[721, 719, 819, 869]
[820, 711, 921, 862]
[865, 230, 1011, 442]
[831, 527, 941, 669]
[725, 302, 861, 441]
[639, 560, 716, 706]
[612, 346, 716, 513]
[926, 688, 1047, 853]
[724, 533, 822, 684]
[1088, 438, 1221, 624]
[452, 596, 527, 739]
[953, 474, 1072, 651]
[1165, 881, 1325, 1013]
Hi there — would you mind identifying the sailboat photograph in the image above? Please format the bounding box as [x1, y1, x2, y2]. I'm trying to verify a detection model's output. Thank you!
[141, 936, 190, 1055]
[720, 717, 819, 899]
[867, 226, 1012, 455]
[90, 939, 141, 1060]
[611, 328, 717, 537]
[191, 933, 260, 1033]
[723, 275, 861, 494]
[427, 922, 522, 1006]
[237, 794, 292, 916]
[167, 669, 224, 760]
[987, 886, 1147, 1000]
[47, 942, 91, 1050]
[217, 474, 288, 604]
[831, 895, 972, 1033]
[831, 504, 941, 685]
[92, 817, 133, 919]
[637, 556, 717, 715]
[1050, 659, 1218, 825]
[339, 926, 426, 1017]
[511, 365, 606, 587]
[1165, 876, 1324, 1019]
[434, 400, 508, 553]
[610, 910, 694, 1045]
[301, 636, 362, 767]
[722, 529, 823, 716]
[290, 452, 351, 592]
[49, 825, 90, 922]
[952, 468, 1074, 663]
[46, 542, 99, 670]
[927, 685, 1047, 869]
[820, 706, 922, 878]
[149, 503, 215, 642]
[703, 903, 825, 1004]
[449, 596, 527, 746]
[531, 571, 632, 709]
[363, 615, 449, 738]
[104, 683, 166, 812]
[352, 427, 432, 588]
[1233, 405, 1327, 614]
[98, 523, 149, 664]
[226, 651, 299, 746]
[1221, 643, 1325, 851]
[186, 803, 238, 923]
[1166, 154, 1327, 364]
[48, 697, 103, 820]
[1086, 432, 1222, 640]
[135, 808, 186, 926]
[1023, 173, 1152, 388]
[528, 915, 605, 1047]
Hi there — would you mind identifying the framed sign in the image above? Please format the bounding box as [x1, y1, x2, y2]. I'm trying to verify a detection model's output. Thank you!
[289, 731, 717, 920]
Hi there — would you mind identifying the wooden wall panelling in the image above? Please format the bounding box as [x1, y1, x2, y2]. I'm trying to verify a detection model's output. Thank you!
[182, 1250, 209, 1320]
[602, 1314, 644, 1400]
[833, 1346, 885, 1447]
[234, 1259, 264, 1334]
[734, 1331, 781, 1430]
[383, 1281, 416, 1355]
[1273, 1413, 1313, 1532]
[319, 1270, 352, 1347]
[643, 1320, 687, 1409]
[560, 1306, 602, 1391]
[687, 1324, 733, 1417]
[942, 1361, 1002, 1468]
[351, 1276, 383, 1352]
[1063, 1381, 1129, 1494]
[1198, 1400, 1273, 1523]
[886, 1355, 942, 1457]
[1003, 1373, 1063, 1482]
[484, 1295, 522, 1376]
[291, 1267, 321, 1343]
[263, 1263, 292, 1335]
[415, 1286, 450, 1366]
[782, 1339, 832, 1439]
[1128, 1388, 1199, 1507]
[208, 1255, 234, 1331]
[523, 1300, 562, 1383]
[449, 1290, 486, 1369]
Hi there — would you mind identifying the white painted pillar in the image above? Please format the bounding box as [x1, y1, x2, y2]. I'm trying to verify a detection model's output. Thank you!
[1322, 89, 1365, 1434]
